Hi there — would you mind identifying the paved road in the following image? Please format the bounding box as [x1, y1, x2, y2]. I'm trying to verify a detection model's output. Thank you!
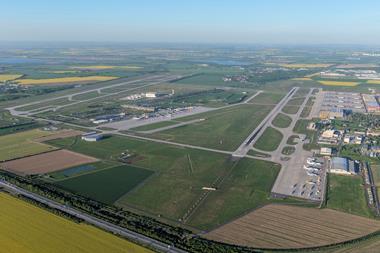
[232, 87, 298, 157]
[0, 179, 188, 253]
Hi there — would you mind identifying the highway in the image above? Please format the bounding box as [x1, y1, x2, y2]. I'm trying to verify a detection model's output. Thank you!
[0, 179, 188, 253]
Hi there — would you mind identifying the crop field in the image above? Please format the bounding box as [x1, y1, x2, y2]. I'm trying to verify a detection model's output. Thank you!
[318, 81, 359, 87]
[149, 104, 274, 151]
[0, 193, 153, 253]
[254, 127, 283, 152]
[0, 74, 22, 81]
[56, 164, 153, 204]
[205, 204, 380, 249]
[367, 80, 380, 85]
[16, 76, 119, 85]
[0, 129, 57, 161]
[327, 174, 372, 217]
[272, 113, 292, 128]
[1, 149, 98, 175]
[187, 158, 281, 229]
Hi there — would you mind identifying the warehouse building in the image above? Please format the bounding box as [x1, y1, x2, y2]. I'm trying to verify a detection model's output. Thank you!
[330, 157, 359, 175]
[81, 132, 103, 142]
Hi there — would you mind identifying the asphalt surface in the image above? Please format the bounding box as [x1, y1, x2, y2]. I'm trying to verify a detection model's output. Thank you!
[0, 179, 188, 253]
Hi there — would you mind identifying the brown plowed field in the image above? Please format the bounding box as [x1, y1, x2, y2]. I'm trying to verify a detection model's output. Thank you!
[33, 130, 83, 142]
[205, 204, 380, 249]
[0, 150, 98, 175]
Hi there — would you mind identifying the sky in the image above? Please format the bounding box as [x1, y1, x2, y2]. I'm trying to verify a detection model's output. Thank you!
[1, 0, 380, 45]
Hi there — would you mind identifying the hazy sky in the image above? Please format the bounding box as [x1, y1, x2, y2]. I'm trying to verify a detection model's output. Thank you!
[1, 0, 380, 44]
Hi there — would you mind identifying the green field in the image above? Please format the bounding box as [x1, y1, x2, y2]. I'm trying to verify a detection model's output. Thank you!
[282, 105, 300, 114]
[282, 146, 295, 155]
[254, 127, 283, 152]
[248, 92, 285, 104]
[287, 135, 299, 145]
[149, 104, 274, 151]
[56, 164, 153, 204]
[327, 174, 372, 218]
[0, 129, 57, 161]
[187, 158, 281, 229]
[48, 136, 246, 220]
[130, 121, 178, 132]
[272, 113, 292, 128]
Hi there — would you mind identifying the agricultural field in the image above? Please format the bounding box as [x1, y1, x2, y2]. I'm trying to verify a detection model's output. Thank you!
[272, 113, 292, 128]
[0, 193, 153, 253]
[56, 164, 153, 204]
[205, 204, 380, 249]
[0, 74, 22, 81]
[16, 76, 119, 85]
[71, 65, 142, 70]
[318, 81, 359, 87]
[279, 63, 332, 68]
[149, 104, 274, 151]
[326, 174, 372, 217]
[1, 149, 98, 175]
[0, 129, 57, 161]
[254, 127, 283, 152]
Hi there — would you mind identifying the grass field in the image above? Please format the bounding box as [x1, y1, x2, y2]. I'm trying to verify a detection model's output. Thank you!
[56, 164, 153, 204]
[282, 105, 299, 114]
[318, 81, 359, 87]
[248, 92, 285, 104]
[0, 193, 153, 253]
[188, 158, 280, 229]
[254, 127, 283, 152]
[130, 121, 178, 132]
[16, 76, 118, 85]
[0, 129, 57, 161]
[272, 113, 292, 128]
[327, 174, 372, 217]
[149, 104, 274, 151]
[48, 136, 243, 220]
[0, 74, 22, 81]
[282, 146, 295, 155]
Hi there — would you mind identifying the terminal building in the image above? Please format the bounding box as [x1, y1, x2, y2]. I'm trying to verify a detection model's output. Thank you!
[330, 157, 359, 175]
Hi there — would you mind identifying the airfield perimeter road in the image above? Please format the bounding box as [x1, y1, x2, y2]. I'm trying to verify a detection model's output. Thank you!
[0, 179, 188, 253]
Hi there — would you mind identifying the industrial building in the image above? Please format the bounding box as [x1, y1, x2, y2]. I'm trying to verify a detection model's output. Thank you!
[319, 91, 366, 118]
[362, 94, 380, 114]
[81, 132, 103, 142]
[320, 147, 332, 156]
[329, 157, 359, 175]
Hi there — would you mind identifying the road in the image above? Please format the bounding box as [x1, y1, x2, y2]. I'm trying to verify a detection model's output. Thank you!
[232, 87, 298, 157]
[0, 179, 188, 253]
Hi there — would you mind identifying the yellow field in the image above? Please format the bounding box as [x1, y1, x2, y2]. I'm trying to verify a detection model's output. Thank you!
[72, 65, 142, 70]
[305, 72, 321, 78]
[0, 193, 153, 253]
[48, 70, 79, 74]
[292, 77, 312, 81]
[280, 63, 332, 68]
[16, 76, 118, 85]
[0, 129, 57, 161]
[318, 80, 359, 86]
[367, 80, 380, 84]
[0, 74, 22, 81]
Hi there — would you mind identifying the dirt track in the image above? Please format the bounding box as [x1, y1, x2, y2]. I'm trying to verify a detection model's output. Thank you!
[1, 149, 98, 175]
